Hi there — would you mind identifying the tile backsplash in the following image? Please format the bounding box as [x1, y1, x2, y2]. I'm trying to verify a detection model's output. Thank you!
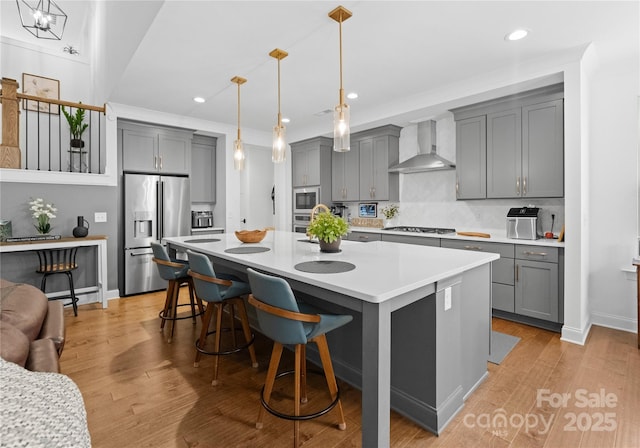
[341, 115, 565, 237]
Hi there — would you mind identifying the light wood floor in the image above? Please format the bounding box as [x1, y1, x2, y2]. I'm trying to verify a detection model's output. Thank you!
[60, 289, 640, 448]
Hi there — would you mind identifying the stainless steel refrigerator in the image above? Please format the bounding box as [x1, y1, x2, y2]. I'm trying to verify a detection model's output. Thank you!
[122, 173, 190, 295]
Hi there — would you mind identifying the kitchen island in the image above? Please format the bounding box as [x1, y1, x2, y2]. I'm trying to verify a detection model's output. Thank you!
[164, 231, 498, 447]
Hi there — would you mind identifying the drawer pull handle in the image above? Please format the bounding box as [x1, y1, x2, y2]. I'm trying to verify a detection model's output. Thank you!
[463, 245, 483, 251]
[523, 251, 548, 256]
[515, 264, 519, 282]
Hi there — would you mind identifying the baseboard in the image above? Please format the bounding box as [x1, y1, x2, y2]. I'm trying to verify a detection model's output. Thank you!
[590, 311, 638, 334]
[561, 319, 592, 345]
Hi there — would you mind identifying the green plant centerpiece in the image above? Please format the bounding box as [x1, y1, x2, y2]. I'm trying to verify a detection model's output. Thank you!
[381, 203, 399, 227]
[62, 105, 89, 149]
[307, 211, 349, 253]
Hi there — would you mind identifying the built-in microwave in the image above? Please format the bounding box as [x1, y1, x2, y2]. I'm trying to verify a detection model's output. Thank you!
[293, 187, 320, 214]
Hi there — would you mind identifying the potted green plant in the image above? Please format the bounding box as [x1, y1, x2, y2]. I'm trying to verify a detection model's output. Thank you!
[307, 211, 349, 253]
[62, 105, 89, 149]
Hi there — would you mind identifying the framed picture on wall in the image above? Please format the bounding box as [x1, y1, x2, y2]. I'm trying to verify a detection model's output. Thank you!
[22, 73, 60, 114]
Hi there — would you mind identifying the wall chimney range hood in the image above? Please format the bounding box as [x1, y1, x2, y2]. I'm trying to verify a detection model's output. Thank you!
[388, 120, 455, 173]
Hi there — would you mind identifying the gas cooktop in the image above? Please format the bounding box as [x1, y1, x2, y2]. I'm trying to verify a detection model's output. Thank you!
[382, 226, 456, 234]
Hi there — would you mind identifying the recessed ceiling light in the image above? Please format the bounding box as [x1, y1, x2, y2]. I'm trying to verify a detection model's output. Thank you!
[281, 117, 290, 123]
[505, 29, 529, 41]
[193, 97, 205, 103]
[347, 92, 358, 100]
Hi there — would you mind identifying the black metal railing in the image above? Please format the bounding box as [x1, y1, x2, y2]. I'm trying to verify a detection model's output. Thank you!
[1, 77, 106, 174]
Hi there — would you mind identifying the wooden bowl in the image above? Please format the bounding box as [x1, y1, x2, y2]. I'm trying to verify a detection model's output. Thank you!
[235, 229, 267, 244]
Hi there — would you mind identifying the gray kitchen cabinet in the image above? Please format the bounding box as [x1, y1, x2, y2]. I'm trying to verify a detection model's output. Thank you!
[291, 137, 332, 187]
[355, 125, 401, 202]
[451, 83, 564, 200]
[120, 122, 191, 175]
[486, 108, 522, 198]
[346, 231, 381, 242]
[515, 259, 559, 322]
[455, 116, 486, 199]
[381, 233, 440, 247]
[191, 135, 216, 203]
[521, 99, 564, 198]
[332, 144, 360, 201]
[441, 239, 515, 313]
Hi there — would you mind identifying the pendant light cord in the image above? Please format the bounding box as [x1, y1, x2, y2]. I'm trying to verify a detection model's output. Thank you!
[277, 57, 282, 125]
[237, 82, 241, 141]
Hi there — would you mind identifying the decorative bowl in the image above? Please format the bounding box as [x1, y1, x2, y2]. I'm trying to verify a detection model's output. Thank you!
[235, 229, 267, 244]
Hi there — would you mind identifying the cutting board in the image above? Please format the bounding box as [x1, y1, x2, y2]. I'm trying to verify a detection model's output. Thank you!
[457, 231, 491, 238]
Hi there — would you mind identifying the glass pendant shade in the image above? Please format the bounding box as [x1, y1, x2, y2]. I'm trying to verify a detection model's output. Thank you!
[333, 103, 350, 152]
[272, 124, 286, 163]
[233, 139, 245, 171]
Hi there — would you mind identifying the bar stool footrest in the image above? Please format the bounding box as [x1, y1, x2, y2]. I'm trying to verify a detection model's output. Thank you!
[260, 370, 341, 421]
[195, 328, 255, 356]
[158, 303, 205, 321]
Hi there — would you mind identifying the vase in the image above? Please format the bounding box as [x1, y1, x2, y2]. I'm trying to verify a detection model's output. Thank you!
[73, 215, 89, 238]
[69, 140, 88, 173]
[319, 237, 341, 253]
[384, 217, 398, 229]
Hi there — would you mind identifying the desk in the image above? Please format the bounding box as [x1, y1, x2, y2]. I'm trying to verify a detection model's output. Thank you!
[165, 231, 498, 446]
[634, 258, 639, 349]
[0, 235, 108, 308]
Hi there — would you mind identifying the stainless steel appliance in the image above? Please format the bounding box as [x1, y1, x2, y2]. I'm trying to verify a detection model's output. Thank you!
[293, 187, 320, 214]
[382, 226, 456, 234]
[506, 207, 539, 240]
[191, 210, 213, 228]
[293, 213, 312, 233]
[122, 173, 190, 295]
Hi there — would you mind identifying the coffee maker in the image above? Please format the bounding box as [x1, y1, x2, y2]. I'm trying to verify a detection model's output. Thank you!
[330, 203, 348, 218]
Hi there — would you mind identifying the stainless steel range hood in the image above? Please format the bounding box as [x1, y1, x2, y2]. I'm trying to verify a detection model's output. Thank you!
[388, 120, 455, 173]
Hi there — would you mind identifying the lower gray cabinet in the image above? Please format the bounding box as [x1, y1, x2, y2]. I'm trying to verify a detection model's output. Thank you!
[515, 245, 561, 322]
[346, 231, 381, 242]
[381, 234, 440, 247]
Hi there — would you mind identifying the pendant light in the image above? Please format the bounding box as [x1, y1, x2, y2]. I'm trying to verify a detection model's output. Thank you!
[269, 48, 288, 163]
[329, 5, 352, 152]
[231, 76, 247, 171]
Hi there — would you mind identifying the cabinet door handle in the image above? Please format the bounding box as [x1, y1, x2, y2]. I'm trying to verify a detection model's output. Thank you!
[515, 264, 519, 282]
[358, 236, 370, 241]
[523, 176, 527, 195]
[372, 187, 376, 198]
[456, 178, 459, 198]
[159, 155, 163, 170]
[516, 177, 520, 195]
[154, 155, 158, 170]
[463, 245, 483, 251]
[523, 251, 548, 257]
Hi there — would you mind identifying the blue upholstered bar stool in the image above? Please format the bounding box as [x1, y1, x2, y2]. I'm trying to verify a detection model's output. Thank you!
[246, 268, 353, 447]
[187, 250, 258, 386]
[151, 243, 204, 343]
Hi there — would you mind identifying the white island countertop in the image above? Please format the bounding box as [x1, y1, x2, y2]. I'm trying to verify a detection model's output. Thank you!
[164, 231, 499, 304]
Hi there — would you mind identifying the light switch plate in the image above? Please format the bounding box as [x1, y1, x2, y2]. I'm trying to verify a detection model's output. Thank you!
[95, 212, 107, 223]
[444, 287, 452, 311]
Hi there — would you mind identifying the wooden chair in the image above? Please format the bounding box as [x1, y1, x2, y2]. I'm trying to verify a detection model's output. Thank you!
[36, 247, 80, 316]
[246, 267, 352, 447]
[151, 243, 204, 343]
[187, 250, 258, 386]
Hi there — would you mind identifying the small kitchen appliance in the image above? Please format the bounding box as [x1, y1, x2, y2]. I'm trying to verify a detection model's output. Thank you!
[506, 207, 539, 240]
[192, 210, 213, 228]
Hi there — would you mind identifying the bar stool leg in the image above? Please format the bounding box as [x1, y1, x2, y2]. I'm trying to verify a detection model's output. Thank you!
[294, 344, 304, 447]
[235, 298, 258, 368]
[195, 302, 214, 367]
[66, 271, 78, 316]
[211, 302, 225, 386]
[187, 279, 197, 325]
[315, 335, 347, 430]
[160, 281, 174, 331]
[168, 280, 180, 343]
[257, 342, 284, 429]
[300, 344, 307, 404]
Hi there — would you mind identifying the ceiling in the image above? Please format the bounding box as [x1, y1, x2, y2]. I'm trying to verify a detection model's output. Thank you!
[1, 1, 638, 141]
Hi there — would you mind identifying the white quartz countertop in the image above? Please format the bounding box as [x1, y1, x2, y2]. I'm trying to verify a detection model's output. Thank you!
[349, 226, 565, 248]
[164, 231, 498, 304]
[191, 227, 225, 233]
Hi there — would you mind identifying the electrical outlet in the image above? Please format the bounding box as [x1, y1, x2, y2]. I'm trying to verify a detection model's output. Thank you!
[444, 287, 452, 311]
[94, 212, 107, 223]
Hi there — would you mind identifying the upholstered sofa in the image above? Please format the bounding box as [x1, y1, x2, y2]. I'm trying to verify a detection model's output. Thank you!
[0, 279, 65, 372]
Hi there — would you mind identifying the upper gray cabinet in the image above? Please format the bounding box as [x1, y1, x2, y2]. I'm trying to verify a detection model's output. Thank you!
[455, 116, 487, 199]
[451, 84, 564, 200]
[332, 144, 360, 201]
[291, 137, 332, 188]
[191, 135, 216, 203]
[120, 122, 192, 175]
[339, 125, 400, 202]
